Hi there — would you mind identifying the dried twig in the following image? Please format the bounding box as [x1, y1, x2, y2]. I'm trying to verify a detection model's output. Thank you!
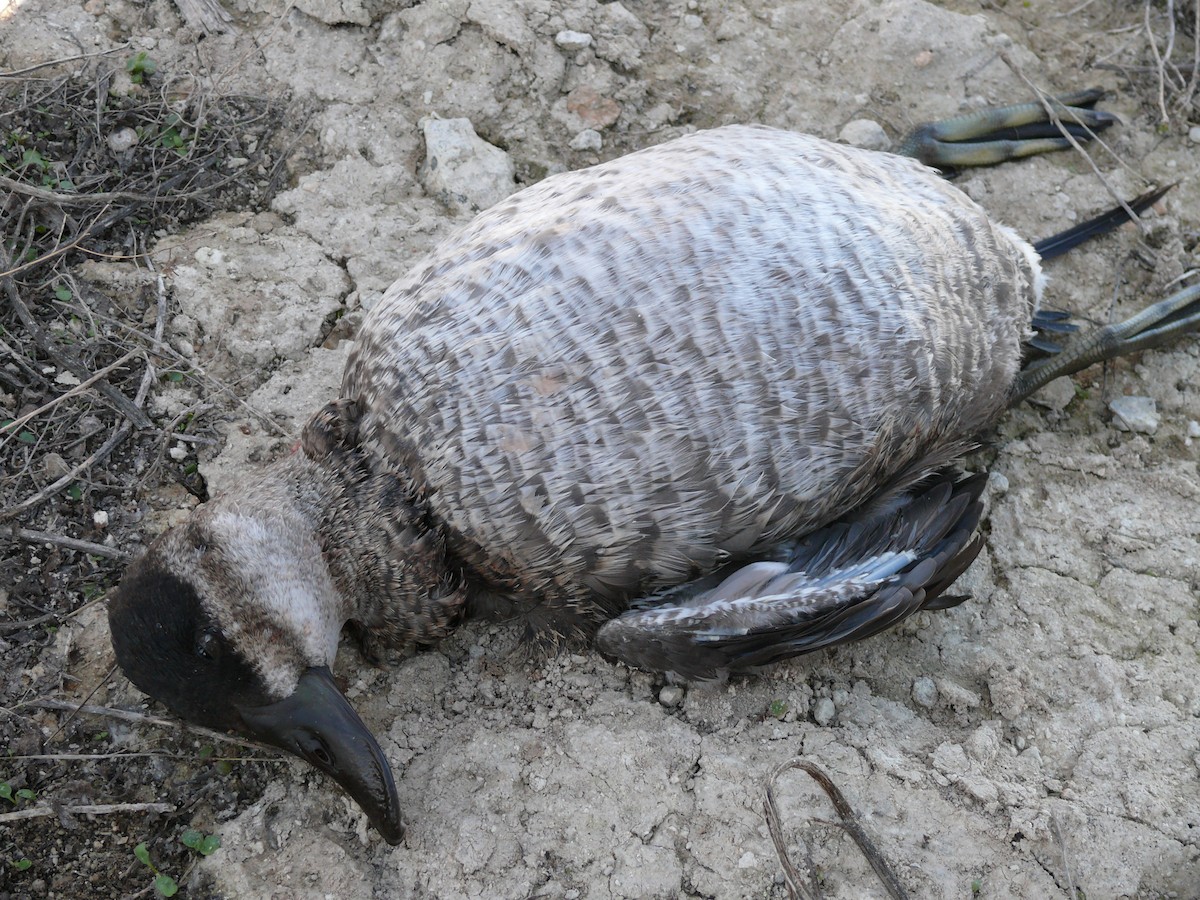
[24, 698, 270, 751]
[0, 802, 173, 824]
[0, 348, 142, 451]
[0, 420, 132, 522]
[1000, 52, 1150, 231]
[764, 758, 910, 900]
[2, 276, 151, 429]
[0, 45, 130, 79]
[2, 526, 132, 560]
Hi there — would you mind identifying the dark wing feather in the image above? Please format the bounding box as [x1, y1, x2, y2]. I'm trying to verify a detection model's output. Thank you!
[595, 470, 987, 679]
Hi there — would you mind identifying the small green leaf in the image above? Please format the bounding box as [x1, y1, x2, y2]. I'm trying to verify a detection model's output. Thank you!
[21, 148, 47, 171]
[13, 858, 32, 871]
[768, 699, 787, 719]
[164, 371, 184, 383]
[66, 484, 83, 501]
[0, 783, 12, 802]
[93, 730, 109, 741]
[154, 873, 178, 897]
[180, 829, 202, 850]
[197, 744, 215, 759]
[134, 842, 151, 866]
[215, 760, 233, 776]
[15, 788, 35, 802]
[54, 285, 72, 301]
[198, 834, 221, 856]
[17, 430, 37, 444]
[183, 462, 198, 475]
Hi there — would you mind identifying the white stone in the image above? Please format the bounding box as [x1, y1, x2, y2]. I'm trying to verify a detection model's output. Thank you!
[419, 118, 516, 213]
[911, 676, 938, 708]
[1189, 125, 1200, 144]
[813, 697, 836, 726]
[555, 29, 593, 50]
[658, 685, 684, 707]
[1027, 375, 1075, 412]
[837, 119, 889, 151]
[1109, 395, 1159, 434]
[92, 510, 109, 529]
[569, 129, 603, 152]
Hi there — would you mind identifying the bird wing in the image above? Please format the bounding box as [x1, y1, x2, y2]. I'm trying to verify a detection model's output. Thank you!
[595, 470, 985, 679]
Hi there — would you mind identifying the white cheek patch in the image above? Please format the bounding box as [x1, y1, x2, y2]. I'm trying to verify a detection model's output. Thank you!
[204, 508, 345, 698]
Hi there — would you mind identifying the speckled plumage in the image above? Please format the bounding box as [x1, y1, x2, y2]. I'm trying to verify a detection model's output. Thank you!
[344, 125, 1038, 632]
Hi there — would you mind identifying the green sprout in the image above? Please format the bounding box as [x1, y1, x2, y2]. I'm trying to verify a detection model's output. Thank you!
[768, 699, 787, 719]
[126, 52, 158, 84]
[133, 842, 178, 897]
[181, 829, 221, 856]
[11, 858, 32, 871]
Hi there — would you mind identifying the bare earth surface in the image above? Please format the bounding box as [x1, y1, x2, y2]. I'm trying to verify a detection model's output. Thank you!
[2, 0, 1199, 898]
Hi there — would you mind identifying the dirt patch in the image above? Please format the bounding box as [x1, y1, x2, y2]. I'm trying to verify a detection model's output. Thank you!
[1, 0, 1198, 898]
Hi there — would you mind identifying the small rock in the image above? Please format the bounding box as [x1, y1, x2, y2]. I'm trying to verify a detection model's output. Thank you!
[569, 129, 603, 152]
[813, 697, 836, 726]
[987, 471, 1009, 496]
[911, 676, 938, 708]
[42, 452, 70, 480]
[555, 29, 593, 50]
[566, 85, 622, 130]
[168, 444, 188, 461]
[658, 685, 684, 707]
[1109, 395, 1159, 434]
[93, 510, 109, 529]
[1027, 375, 1074, 412]
[1186, 420, 1200, 446]
[419, 118, 516, 213]
[837, 119, 889, 152]
[1189, 125, 1200, 144]
[932, 741, 969, 776]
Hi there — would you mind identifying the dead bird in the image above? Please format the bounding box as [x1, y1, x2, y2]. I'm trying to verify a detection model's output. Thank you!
[108, 92, 1200, 844]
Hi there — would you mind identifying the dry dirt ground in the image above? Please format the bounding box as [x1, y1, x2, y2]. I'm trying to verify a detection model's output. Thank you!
[2, 0, 1200, 898]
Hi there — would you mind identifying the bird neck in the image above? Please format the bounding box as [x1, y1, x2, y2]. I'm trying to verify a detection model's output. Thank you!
[280, 414, 467, 653]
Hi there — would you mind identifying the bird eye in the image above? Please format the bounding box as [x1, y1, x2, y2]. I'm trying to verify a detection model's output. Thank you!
[195, 628, 222, 660]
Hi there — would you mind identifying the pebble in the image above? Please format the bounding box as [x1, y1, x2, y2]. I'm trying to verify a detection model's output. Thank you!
[1186, 420, 1200, 446]
[1109, 395, 1159, 434]
[419, 118, 516, 212]
[1027, 375, 1074, 412]
[93, 510, 110, 529]
[837, 119, 889, 152]
[911, 676, 938, 708]
[566, 85, 621, 130]
[658, 685, 684, 707]
[168, 444, 188, 461]
[555, 29, 593, 50]
[569, 129, 603, 152]
[987, 470, 1009, 496]
[812, 697, 836, 726]
[42, 452, 70, 480]
[1189, 125, 1200, 144]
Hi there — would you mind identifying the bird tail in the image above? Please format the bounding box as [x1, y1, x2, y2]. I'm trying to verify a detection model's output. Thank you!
[1032, 184, 1173, 261]
[595, 470, 986, 680]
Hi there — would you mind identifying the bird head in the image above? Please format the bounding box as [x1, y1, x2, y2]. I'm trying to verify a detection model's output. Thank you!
[107, 490, 405, 844]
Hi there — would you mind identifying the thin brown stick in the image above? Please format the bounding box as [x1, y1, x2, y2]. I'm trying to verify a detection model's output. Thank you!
[0, 349, 142, 450]
[0, 420, 132, 522]
[1145, 0, 1175, 125]
[2, 276, 151, 429]
[23, 699, 270, 751]
[1000, 53, 1149, 231]
[765, 759, 910, 900]
[0, 45, 130, 78]
[2, 526, 132, 560]
[0, 802, 173, 824]
[0, 612, 58, 634]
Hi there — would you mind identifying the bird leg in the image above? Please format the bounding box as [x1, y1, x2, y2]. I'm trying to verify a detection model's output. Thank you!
[897, 88, 1117, 168]
[1012, 280, 1200, 404]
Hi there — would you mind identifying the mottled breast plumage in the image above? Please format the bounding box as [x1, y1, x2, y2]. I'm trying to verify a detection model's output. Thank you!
[342, 125, 1040, 615]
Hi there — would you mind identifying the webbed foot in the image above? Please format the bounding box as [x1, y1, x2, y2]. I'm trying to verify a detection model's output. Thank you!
[898, 88, 1117, 169]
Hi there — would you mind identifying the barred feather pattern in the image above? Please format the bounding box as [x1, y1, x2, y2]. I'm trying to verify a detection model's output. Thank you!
[342, 125, 1038, 635]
